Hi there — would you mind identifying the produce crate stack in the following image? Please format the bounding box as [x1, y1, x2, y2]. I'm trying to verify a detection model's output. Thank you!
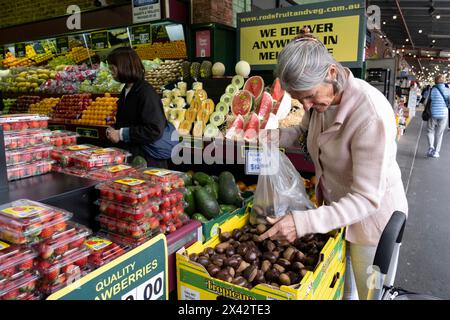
[0, 114, 55, 181]
[0, 200, 87, 300]
[28, 97, 61, 116]
[51, 94, 92, 123]
[95, 169, 190, 247]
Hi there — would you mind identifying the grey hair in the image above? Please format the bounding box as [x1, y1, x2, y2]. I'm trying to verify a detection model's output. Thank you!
[276, 39, 348, 94]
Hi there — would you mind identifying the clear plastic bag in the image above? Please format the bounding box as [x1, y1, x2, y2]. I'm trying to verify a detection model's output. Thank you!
[250, 145, 314, 225]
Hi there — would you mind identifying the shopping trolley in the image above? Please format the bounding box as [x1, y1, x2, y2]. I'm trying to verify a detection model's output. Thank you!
[367, 211, 441, 300]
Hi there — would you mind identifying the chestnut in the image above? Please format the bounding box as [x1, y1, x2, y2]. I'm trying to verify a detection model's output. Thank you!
[283, 247, 297, 261]
[279, 273, 291, 286]
[277, 258, 291, 270]
[265, 269, 280, 282]
[256, 224, 267, 235]
[295, 251, 306, 263]
[224, 266, 236, 278]
[226, 247, 236, 257]
[261, 260, 271, 273]
[207, 264, 221, 277]
[291, 261, 305, 272]
[219, 231, 232, 242]
[242, 265, 258, 282]
[262, 252, 277, 264]
[232, 276, 248, 287]
[216, 270, 233, 283]
[273, 264, 285, 273]
[232, 228, 243, 240]
[236, 260, 250, 273]
[197, 256, 210, 267]
[287, 271, 300, 284]
[244, 250, 257, 263]
[189, 253, 198, 262]
[237, 244, 249, 256]
[203, 247, 215, 256]
[239, 233, 253, 242]
[211, 255, 225, 267]
[263, 240, 276, 252]
[253, 270, 266, 285]
[300, 268, 308, 278]
[225, 257, 240, 268]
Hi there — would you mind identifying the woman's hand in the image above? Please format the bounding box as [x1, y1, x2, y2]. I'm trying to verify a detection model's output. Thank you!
[106, 127, 120, 143]
[258, 213, 298, 243]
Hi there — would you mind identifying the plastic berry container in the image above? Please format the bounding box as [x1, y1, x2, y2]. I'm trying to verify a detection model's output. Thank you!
[71, 148, 131, 170]
[0, 114, 49, 132]
[97, 198, 161, 222]
[34, 222, 92, 262]
[0, 271, 40, 300]
[86, 165, 138, 181]
[51, 164, 89, 179]
[84, 235, 129, 269]
[100, 230, 157, 248]
[49, 130, 78, 147]
[98, 214, 160, 239]
[138, 168, 185, 193]
[0, 242, 37, 283]
[6, 160, 54, 182]
[160, 190, 185, 210]
[5, 145, 53, 167]
[50, 144, 96, 167]
[0, 199, 73, 245]
[96, 178, 162, 205]
[3, 129, 52, 151]
[37, 247, 91, 285]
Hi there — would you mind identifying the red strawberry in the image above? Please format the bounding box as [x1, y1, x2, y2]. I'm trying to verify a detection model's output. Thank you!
[54, 244, 69, 255]
[18, 259, 34, 271]
[138, 195, 148, 204]
[39, 244, 54, 259]
[131, 229, 144, 239]
[0, 266, 16, 279]
[115, 193, 124, 202]
[167, 223, 177, 234]
[45, 267, 60, 283]
[53, 221, 67, 233]
[2, 289, 19, 300]
[69, 237, 85, 249]
[149, 217, 160, 230]
[40, 226, 55, 239]
[133, 212, 145, 221]
[74, 256, 88, 267]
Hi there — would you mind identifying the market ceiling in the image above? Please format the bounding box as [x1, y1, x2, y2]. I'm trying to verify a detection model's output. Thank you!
[368, 0, 450, 79]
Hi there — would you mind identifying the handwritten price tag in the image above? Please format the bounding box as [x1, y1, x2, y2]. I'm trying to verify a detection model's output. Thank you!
[245, 149, 263, 175]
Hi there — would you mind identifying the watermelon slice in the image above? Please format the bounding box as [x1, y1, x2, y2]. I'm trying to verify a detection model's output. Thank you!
[243, 76, 264, 104]
[256, 92, 274, 123]
[243, 113, 260, 142]
[271, 78, 285, 102]
[273, 92, 292, 120]
[262, 113, 279, 130]
[225, 115, 245, 140]
[231, 90, 253, 117]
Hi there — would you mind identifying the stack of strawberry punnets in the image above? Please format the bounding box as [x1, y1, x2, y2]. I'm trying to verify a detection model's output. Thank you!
[96, 178, 163, 246]
[84, 234, 129, 269]
[0, 243, 39, 300]
[0, 200, 75, 300]
[1, 114, 54, 181]
[49, 130, 79, 147]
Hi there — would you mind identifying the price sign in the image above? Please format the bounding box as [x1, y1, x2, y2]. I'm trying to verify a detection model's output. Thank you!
[131, 25, 151, 45]
[245, 149, 263, 175]
[76, 127, 99, 138]
[33, 42, 45, 54]
[56, 37, 69, 54]
[14, 43, 26, 57]
[90, 31, 109, 50]
[48, 124, 66, 131]
[47, 234, 168, 300]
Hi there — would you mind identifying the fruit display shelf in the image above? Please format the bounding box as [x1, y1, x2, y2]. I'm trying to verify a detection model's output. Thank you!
[47, 122, 109, 142]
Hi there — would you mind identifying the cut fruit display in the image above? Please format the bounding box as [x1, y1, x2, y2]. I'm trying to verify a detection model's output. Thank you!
[243, 76, 265, 105]
[255, 92, 274, 123]
[215, 102, 230, 115]
[272, 91, 292, 120]
[192, 121, 205, 137]
[231, 90, 253, 116]
[225, 115, 245, 140]
[235, 60, 251, 78]
[270, 78, 285, 102]
[202, 99, 215, 114]
[203, 124, 220, 139]
[231, 75, 245, 89]
[243, 113, 260, 142]
[209, 111, 225, 127]
[220, 93, 233, 106]
[225, 84, 239, 96]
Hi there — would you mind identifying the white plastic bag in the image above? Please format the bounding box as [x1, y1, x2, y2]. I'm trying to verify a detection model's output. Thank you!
[250, 145, 314, 225]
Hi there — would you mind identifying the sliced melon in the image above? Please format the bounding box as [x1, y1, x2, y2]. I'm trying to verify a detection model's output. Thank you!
[215, 102, 230, 115]
[203, 124, 219, 138]
[220, 93, 233, 106]
[194, 89, 208, 101]
[192, 121, 205, 137]
[231, 90, 253, 116]
[202, 99, 215, 114]
[178, 120, 193, 135]
[185, 108, 197, 123]
[243, 76, 264, 105]
[196, 108, 211, 124]
[225, 84, 239, 96]
[209, 111, 225, 127]
[232, 75, 245, 89]
[190, 98, 202, 112]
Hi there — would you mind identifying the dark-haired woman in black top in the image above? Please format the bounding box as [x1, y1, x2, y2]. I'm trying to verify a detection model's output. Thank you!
[105, 47, 177, 168]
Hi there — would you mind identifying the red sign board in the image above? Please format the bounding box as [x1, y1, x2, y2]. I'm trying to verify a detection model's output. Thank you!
[195, 30, 211, 58]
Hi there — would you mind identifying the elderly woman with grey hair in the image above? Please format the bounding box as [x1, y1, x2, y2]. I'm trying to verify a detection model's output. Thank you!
[259, 31, 408, 300]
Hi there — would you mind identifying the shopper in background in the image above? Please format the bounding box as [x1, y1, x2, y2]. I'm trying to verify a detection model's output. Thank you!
[105, 47, 177, 168]
[259, 29, 408, 300]
[426, 75, 449, 158]
[420, 84, 431, 105]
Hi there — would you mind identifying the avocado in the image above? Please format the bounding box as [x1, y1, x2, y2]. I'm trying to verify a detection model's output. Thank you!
[203, 183, 218, 200]
[194, 187, 221, 219]
[192, 213, 209, 223]
[219, 204, 238, 213]
[184, 186, 196, 216]
[218, 171, 244, 207]
[182, 173, 193, 187]
[193, 172, 214, 186]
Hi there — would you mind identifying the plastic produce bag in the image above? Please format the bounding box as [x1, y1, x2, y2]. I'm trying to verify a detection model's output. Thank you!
[250, 145, 314, 225]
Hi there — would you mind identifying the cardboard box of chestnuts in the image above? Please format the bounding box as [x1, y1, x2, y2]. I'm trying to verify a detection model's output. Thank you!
[176, 210, 345, 300]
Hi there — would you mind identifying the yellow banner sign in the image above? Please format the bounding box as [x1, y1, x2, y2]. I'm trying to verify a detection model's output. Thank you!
[240, 15, 360, 66]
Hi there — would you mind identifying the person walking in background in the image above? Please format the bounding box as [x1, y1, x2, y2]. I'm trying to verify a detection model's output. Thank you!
[420, 84, 431, 105]
[427, 75, 449, 158]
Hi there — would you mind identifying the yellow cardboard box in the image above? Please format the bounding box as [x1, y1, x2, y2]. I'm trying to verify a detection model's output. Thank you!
[176, 211, 345, 300]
